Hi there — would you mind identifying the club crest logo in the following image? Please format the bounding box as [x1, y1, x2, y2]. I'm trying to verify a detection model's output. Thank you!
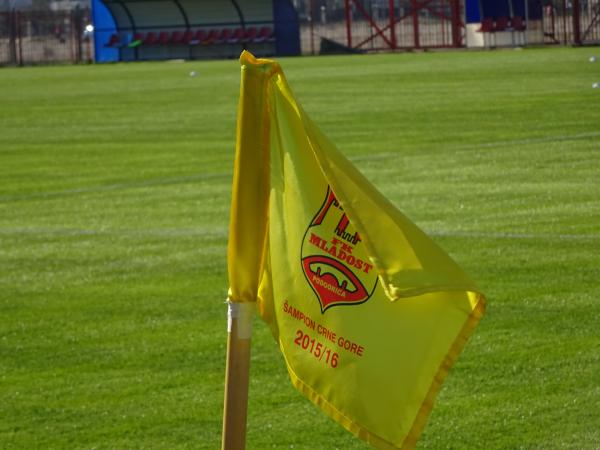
[301, 187, 378, 312]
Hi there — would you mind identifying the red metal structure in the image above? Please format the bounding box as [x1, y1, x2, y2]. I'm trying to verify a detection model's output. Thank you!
[300, 0, 600, 54]
[306, 0, 464, 53]
[542, 0, 600, 46]
[341, 0, 464, 51]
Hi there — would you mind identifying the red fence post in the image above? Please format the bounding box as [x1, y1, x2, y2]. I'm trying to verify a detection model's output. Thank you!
[411, 0, 420, 48]
[561, 0, 568, 44]
[345, 0, 352, 48]
[389, 0, 396, 49]
[309, 0, 315, 55]
[572, 0, 582, 45]
[450, 0, 462, 47]
[16, 10, 23, 66]
[8, 10, 16, 64]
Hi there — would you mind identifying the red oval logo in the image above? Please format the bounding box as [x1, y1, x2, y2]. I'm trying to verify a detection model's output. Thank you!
[301, 187, 377, 312]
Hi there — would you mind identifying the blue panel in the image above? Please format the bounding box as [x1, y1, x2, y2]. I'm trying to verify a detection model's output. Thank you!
[92, 0, 119, 62]
[273, 0, 300, 56]
[511, 0, 526, 17]
[468, 0, 542, 22]
[510, 0, 542, 19]
[465, 0, 480, 23]
[528, 0, 543, 20]
[480, 0, 511, 19]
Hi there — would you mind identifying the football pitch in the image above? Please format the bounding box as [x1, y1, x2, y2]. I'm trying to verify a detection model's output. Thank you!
[1, 47, 599, 449]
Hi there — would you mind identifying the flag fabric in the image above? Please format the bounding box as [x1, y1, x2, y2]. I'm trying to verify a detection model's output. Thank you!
[227, 51, 486, 450]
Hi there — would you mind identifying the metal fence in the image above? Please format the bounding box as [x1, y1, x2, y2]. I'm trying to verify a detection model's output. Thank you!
[542, 0, 600, 45]
[1, 1, 599, 64]
[0, 7, 93, 66]
[294, 0, 600, 55]
[296, 0, 465, 55]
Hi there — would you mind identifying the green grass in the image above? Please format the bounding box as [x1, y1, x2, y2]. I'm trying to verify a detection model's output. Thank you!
[1, 47, 599, 449]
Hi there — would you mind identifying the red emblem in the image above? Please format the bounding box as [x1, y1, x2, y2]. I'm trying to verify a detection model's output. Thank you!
[301, 187, 378, 312]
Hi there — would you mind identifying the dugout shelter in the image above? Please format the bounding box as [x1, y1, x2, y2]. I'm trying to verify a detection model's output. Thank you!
[91, 0, 300, 62]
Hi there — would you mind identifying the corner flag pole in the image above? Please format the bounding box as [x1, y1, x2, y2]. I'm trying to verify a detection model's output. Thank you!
[221, 302, 255, 450]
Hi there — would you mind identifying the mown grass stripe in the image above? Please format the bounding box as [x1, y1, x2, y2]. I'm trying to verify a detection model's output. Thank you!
[0, 172, 231, 203]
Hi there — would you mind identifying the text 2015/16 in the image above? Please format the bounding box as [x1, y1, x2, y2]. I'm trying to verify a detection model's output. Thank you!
[294, 329, 339, 368]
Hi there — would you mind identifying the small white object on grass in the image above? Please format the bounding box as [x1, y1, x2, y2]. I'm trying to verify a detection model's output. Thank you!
[189, 70, 197, 77]
[590, 56, 597, 63]
[593, 82, 600, 89]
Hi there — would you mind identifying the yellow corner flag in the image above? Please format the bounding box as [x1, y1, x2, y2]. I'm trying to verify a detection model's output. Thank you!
[225, 51, 486, 450]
